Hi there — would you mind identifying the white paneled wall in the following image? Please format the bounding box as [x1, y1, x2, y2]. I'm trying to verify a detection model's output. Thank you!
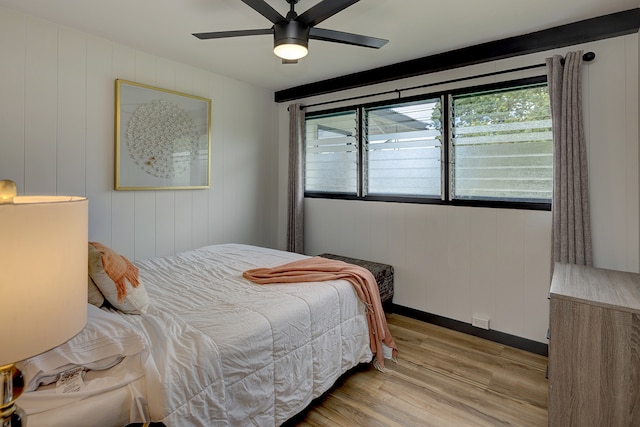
[586, 34, 640, 271]
[304, 200, 552, 342]
[0, 7, 279, 260]
[280, 34, 640, 343]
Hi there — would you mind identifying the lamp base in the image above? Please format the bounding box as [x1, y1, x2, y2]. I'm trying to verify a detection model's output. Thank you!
[0, 364, 25, 427]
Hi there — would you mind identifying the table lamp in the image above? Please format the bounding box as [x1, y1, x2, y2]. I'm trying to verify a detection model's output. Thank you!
[0, 180, 88, 427]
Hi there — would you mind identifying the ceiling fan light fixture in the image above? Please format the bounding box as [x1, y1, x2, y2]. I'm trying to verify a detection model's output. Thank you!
[274, 43, 308, 60]
[273, 20, 310, 60]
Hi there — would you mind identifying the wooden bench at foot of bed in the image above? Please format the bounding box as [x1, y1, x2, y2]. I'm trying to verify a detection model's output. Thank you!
[317, 253, 394, 306]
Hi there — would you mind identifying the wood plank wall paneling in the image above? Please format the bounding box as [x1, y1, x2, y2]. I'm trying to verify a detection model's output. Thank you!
[587, 35, 640, 272]
[86, 36, 114, 246]
[0, 6, 279, 260]
[25, 17, 58, 195]
[0, 9, 26, 191]
[57, 28, 87, 197]
[298, 33, 639, 344]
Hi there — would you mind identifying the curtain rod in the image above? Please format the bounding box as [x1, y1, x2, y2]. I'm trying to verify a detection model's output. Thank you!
[299, 51, 596, 110]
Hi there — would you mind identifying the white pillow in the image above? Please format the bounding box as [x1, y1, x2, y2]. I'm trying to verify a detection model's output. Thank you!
[17, 304, 148, 392]
[88, 242, 149, 314]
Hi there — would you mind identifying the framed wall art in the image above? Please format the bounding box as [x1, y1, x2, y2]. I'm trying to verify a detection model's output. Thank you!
[115, 79, 211, 190]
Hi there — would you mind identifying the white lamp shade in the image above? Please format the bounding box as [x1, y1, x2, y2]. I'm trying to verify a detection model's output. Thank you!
[0, 196, 88, 365]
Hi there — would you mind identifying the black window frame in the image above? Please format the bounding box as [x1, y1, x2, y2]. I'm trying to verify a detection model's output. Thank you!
[304, 76, 551, 211]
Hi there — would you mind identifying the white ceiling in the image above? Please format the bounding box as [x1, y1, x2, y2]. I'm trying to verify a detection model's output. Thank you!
[1, 0, 637, 92]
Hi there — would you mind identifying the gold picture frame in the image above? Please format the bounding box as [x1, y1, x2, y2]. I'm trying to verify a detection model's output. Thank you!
[115, 79, 211, 190]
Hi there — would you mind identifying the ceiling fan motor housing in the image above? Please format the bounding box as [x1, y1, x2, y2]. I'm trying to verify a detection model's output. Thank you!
[274, 20, 310, 49]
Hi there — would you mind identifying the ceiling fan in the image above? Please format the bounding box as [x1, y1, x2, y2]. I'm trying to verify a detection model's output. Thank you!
[192, 0, 388, 63]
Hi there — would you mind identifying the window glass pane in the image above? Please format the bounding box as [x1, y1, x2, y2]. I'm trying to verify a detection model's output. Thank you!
[451, 84, 552, 201]
[305, 111, 358, 194]
[365, 99, 442, 197]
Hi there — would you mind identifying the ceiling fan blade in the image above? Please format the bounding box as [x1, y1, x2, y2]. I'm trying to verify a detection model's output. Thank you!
[192, 28, 273, 40]
[240, 0, 285, 24]
[297, 0, 360, 27]
[309, 27, 388, 48]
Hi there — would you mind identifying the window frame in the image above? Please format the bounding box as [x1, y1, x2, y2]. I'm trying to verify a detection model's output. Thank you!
[304, 108, 360, 195]
[304, 76, 551, 211]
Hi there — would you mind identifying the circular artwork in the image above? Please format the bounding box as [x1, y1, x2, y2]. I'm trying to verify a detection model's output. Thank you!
[127, 99, 199, 178]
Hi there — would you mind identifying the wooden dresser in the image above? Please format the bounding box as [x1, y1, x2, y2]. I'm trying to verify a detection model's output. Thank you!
[548, 263, 640, 426]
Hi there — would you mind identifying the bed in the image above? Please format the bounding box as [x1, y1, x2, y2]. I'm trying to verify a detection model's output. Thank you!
[17, 243, 375, 426]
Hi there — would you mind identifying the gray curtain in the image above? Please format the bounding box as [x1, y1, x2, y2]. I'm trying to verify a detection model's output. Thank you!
[287, 103, 305, 254]
[546, 51, 593, 266]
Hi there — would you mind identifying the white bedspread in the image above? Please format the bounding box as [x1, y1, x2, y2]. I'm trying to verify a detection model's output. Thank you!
[136, 243, 372, 426]
[19, 244, 372, 427]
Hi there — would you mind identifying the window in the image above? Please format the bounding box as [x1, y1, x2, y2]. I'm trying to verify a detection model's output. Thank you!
[365, 99, 442, 197]
[305, 110, 358, 194]
[450, 85, 553, 202]
[304, 77, 552, 209]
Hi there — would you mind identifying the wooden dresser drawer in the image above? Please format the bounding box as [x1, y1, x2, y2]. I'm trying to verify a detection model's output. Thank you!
[548, 263, 640, 427]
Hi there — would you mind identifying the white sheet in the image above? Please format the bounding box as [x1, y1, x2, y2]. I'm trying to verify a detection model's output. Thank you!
[20, 354, 148, 426]
[19, 304, 148, 392]
[20, 244, 372, 427]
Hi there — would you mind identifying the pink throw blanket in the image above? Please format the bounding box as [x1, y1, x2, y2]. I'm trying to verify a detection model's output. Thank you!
[243, 256, 397, 370]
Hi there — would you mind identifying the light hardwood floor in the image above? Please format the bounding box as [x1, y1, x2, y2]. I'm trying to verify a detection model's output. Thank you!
[286, 313, 548, 427]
